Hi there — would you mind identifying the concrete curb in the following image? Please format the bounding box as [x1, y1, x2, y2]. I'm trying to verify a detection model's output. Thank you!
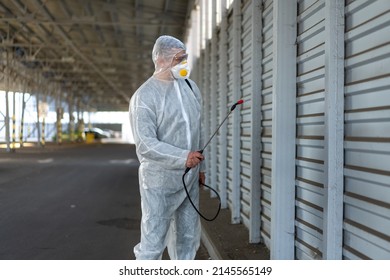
[200, 225, 222, 260]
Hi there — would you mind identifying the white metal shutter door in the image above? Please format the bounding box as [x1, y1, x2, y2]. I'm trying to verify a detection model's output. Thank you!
[240, 0, 253, 228]
[200, 49, 209, 159]
[200, 50, 207, 94]
[217, 11, 229, 208]
[295, 0, 326, 260]
[204, 42, 212, 186]
[226, 10, 235, 209]
[203, 43, 211, 184]
[216, 28, 222, 193]
[192, 61, 199, 87]
[260, 0, 273, 248]
[344, 0, 390, 260]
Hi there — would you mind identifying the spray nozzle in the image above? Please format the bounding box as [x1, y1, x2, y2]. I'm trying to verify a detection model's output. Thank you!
[230, 99, 244, 111]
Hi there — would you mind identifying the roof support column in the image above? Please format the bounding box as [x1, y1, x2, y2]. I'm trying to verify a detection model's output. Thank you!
[218, 0, 228, 209]
[271, 0, 297, 259]
[35, 90, 41, 147]
[249, 0, 263, 244]
[12, 87, 16, 150]
[209, 0, 218, 198]
[41, 92, 46, 147]
[4, 50, 11, 152]
[231, 0, 242, 224]
[323, 0, 345, 260]
[55, 87, 63, 145]
[19, 80, 27, 147]
[68, 94, 75, 143]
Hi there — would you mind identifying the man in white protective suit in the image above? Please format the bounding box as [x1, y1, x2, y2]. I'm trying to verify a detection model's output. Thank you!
[129, 35, 205, 260]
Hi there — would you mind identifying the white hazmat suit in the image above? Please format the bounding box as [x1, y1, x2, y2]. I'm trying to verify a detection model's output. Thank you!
[129, 35, 204, 260]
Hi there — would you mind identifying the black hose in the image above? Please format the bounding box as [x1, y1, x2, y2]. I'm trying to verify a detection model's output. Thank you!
[182, 100, 244, 221]
[182, 172, 221, 222]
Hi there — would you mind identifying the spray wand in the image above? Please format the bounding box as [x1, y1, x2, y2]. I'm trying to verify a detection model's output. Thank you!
[184, 99, 244, 174]
[183, 99, 244, 221]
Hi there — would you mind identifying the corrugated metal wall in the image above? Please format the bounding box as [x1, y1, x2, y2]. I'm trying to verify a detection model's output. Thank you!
[213, 28, 221, 199]
[204, 41, 212, 186]
[226, 9, 235, 212]
[343, 0, 390, 260]
[260, 0, 273, 248]
[217, 5, 229, 209]
[240, 0, 253, 229]
[295, 0, 326, 260]
[192, 0, 389, 260]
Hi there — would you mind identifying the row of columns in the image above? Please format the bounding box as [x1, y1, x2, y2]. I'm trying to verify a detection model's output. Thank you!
[1, 50, 87, 152]
[190, 0, 345, 259]
[1, 90, 86, 152]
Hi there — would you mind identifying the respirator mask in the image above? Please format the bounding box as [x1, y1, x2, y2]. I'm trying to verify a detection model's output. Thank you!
[171, 60, 191, 79]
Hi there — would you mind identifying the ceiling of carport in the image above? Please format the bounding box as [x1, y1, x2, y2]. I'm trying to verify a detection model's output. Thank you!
[0, 0, 194, 111]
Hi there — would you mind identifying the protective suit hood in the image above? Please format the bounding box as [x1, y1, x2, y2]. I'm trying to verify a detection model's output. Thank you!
[152, 35, 187, 78]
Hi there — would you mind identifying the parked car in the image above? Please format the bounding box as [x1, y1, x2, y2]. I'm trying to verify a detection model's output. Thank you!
[84, 127, 110, 139]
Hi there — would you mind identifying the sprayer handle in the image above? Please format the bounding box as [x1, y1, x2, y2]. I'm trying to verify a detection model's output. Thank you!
[184, 150, 204, 174]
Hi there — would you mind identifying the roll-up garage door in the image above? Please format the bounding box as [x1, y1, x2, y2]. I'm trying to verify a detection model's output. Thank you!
[226, 9, 235, 208]
[240, 0, 253, 228]
[203, 41, 212, 186]
[200, 48, 209, 159]
[260, 0, 273, 248]
[295, 0, 326, 260]
[216, 28, 222, 193]
[217, 14, 229, 207]
[343, 0, 390, 260]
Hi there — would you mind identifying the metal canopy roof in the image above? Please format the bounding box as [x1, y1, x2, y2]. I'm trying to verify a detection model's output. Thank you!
[0, 0, 193, 111]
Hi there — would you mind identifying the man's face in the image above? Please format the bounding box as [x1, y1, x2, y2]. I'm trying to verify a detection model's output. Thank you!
[171, 50, 188, 67]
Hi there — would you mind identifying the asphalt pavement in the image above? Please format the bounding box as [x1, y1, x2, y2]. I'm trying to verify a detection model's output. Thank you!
[0, 143, 143, 260]
[0, 142, 269, 260]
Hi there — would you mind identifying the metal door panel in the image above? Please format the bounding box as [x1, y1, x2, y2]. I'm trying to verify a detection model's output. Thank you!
[344, 223, 390, 259]
[345, 199, 390, 233]
[343, 229, 389, 260]
[297, 145, 324, 162]
[295, 0, 326, 259]
[297, 77, 325, 96]
[260, 0, 273, 244]
[344, 0, 390, 259]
